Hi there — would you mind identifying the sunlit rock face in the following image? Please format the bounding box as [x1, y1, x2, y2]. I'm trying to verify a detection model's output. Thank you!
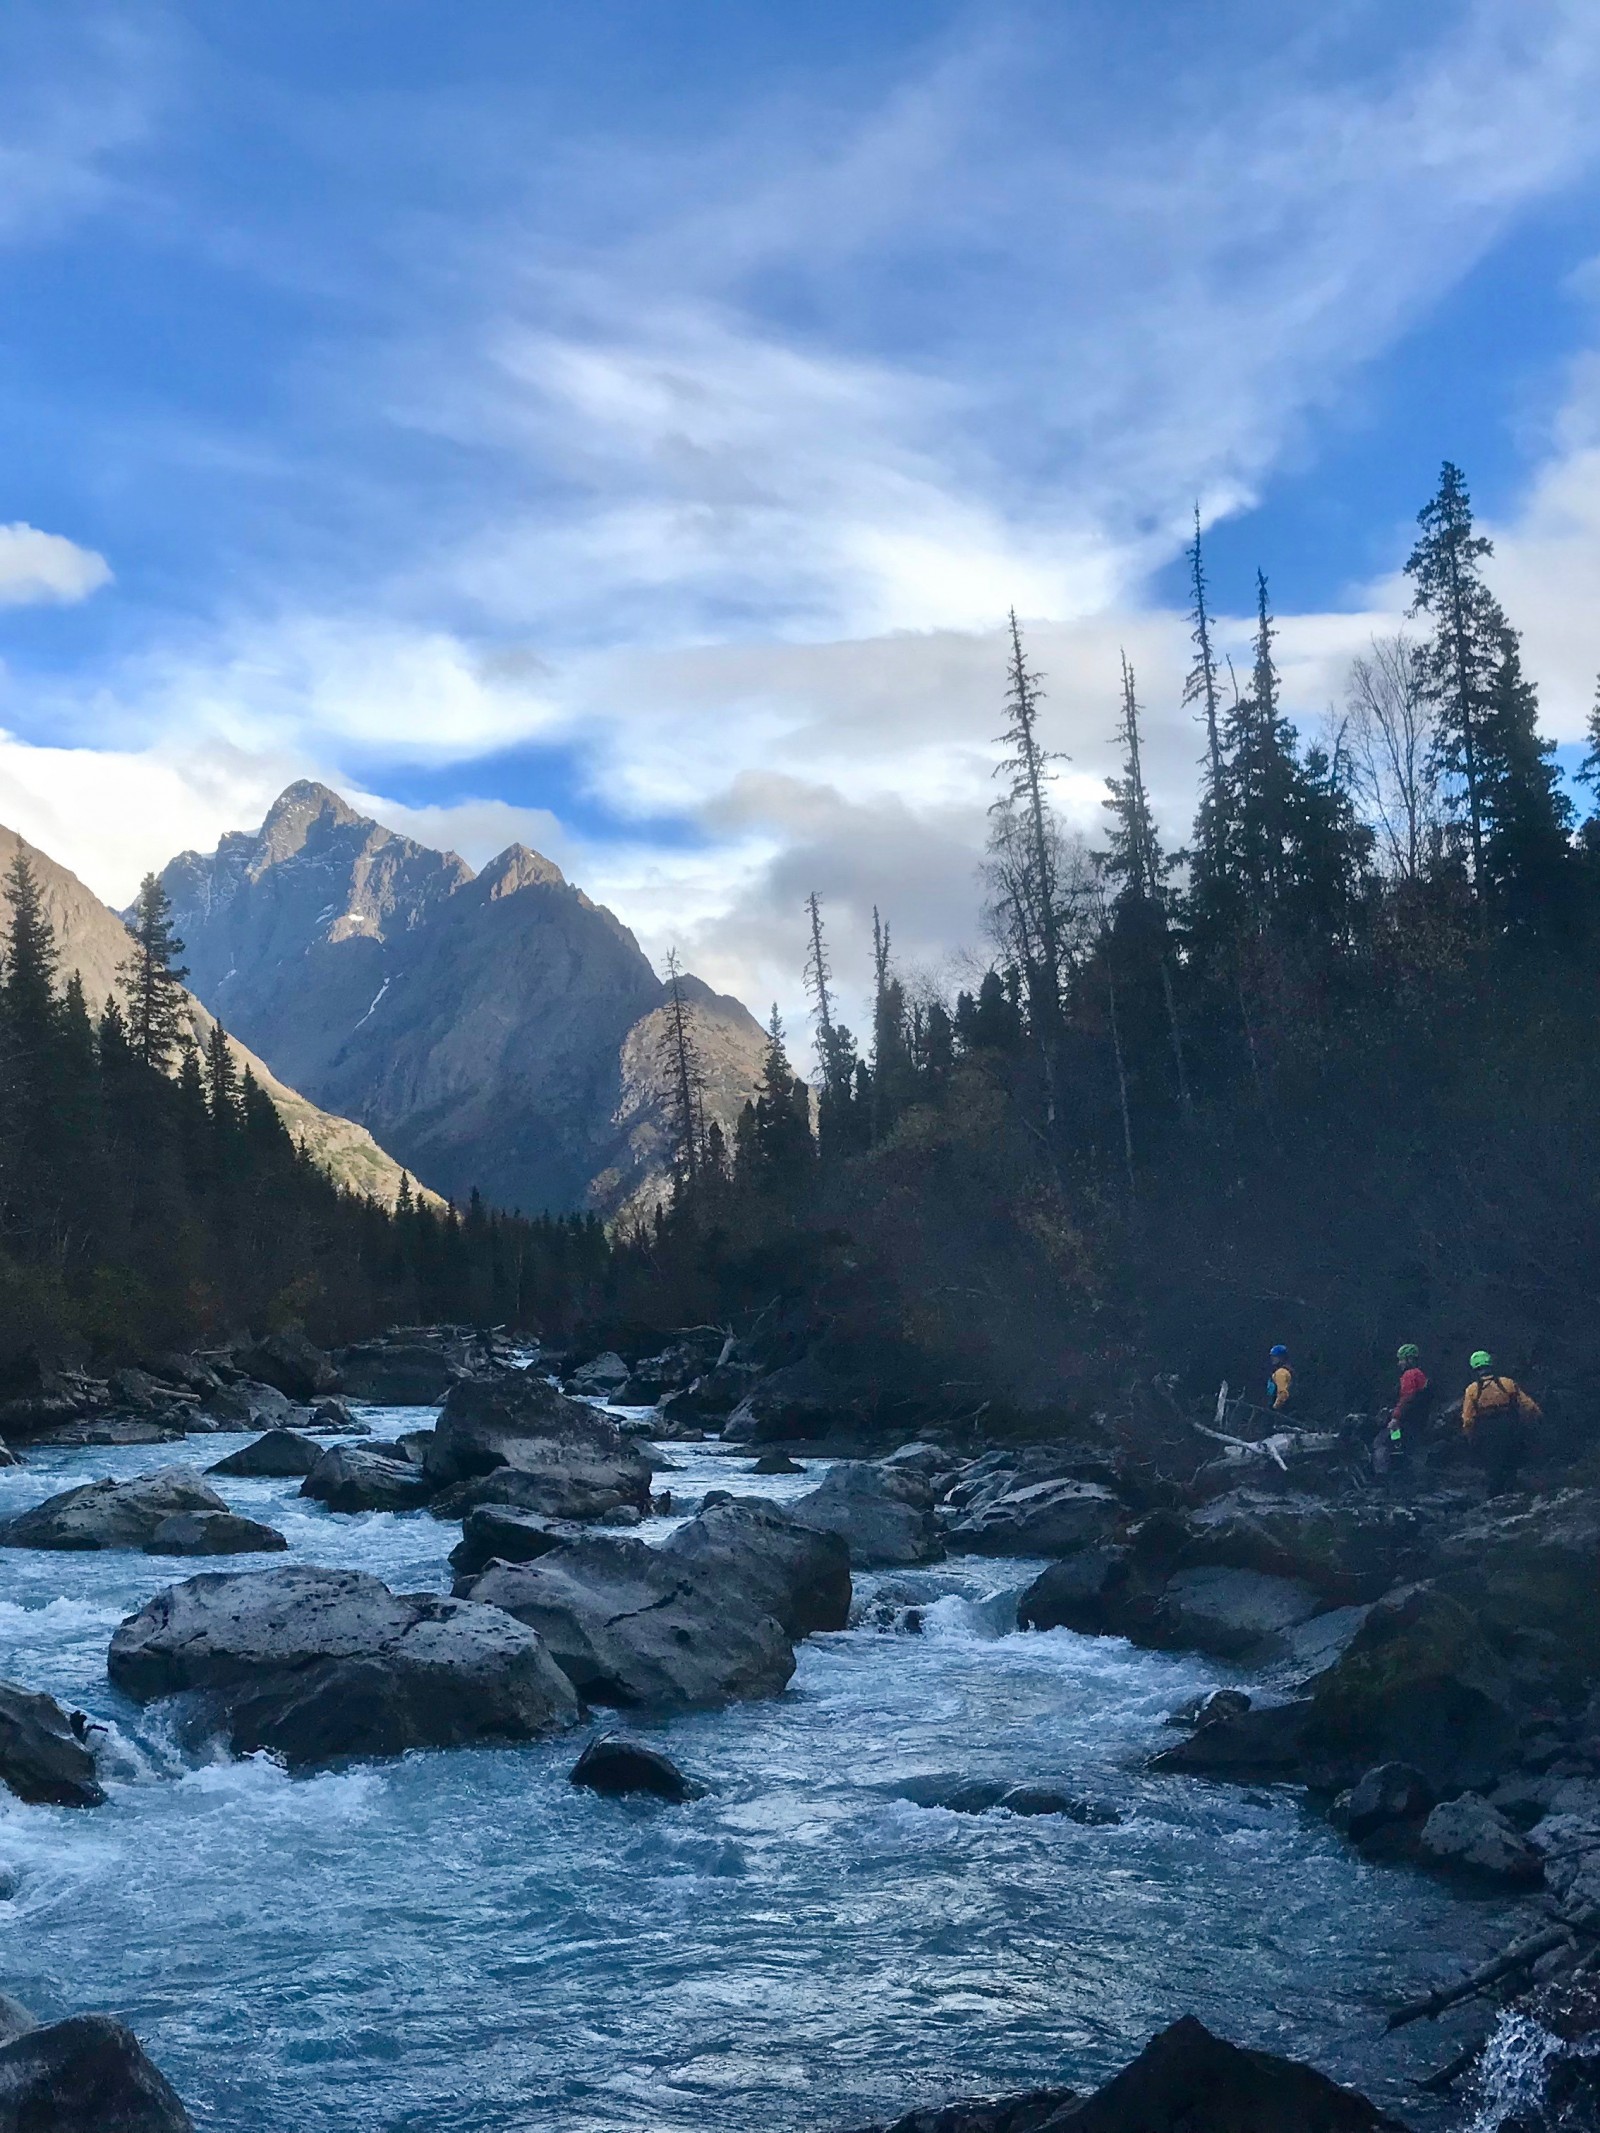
[160, 781, 768, 1216]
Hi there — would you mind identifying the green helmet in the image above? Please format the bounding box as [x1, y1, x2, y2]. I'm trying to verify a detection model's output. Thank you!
[1470, 1350, 1493, 1371]
[1397, 1344, 1420, 1363]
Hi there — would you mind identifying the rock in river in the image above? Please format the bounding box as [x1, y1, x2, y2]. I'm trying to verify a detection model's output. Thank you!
[143, 1511, 288, 1556]
[107, 1565, 579, 1767]
[0, 1468, 228, 1552]
[461, 1533, 796, 1710]
[0, 2012, 194, 2132]
[660, 1496, 851, 1637]
[0, 1680, 105, 1807]
[943, 1477, 1120, 1557]
[301, 1444, 431, 1514]
[1418, 1792, 1542, 1884]
[789, 1463, 944, 1567]
[208, 1428, 322, 1478]
[448, 1506, 587, 1577]
[423, 1370, 652, 1518]
[570, 1735, 704, 1802]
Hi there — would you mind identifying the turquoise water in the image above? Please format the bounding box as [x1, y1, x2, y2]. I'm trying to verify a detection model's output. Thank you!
[0, 1414, 1529, 2130]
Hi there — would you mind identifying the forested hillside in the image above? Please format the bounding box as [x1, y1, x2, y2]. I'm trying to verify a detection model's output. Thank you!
[597, 464, 1600, 1420]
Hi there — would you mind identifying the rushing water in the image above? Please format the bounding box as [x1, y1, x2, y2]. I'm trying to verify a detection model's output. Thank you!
[0, 1408, 1538, 2131]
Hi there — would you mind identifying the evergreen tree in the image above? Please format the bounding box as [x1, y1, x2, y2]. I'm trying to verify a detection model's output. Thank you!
[804, 893, 862, 1154]
[746, 1007, 813, 1189]
[1101, 652, 1165, 906]
[658, 949, 707, 1190]
[869, 908, 911, 1141]
[1478, 619, 1573, 925]
[2, 852, 60, 1048]
[1582, 674, 1600, 799]
[120, 873, 191, 1071]
[1405, 461, 1502, 898]
[1182, 506, 1225, 841]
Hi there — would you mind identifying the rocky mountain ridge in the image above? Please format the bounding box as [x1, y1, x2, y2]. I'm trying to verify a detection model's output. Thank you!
[157, 781, 769, 1216]
[0, 822, 420, 1207]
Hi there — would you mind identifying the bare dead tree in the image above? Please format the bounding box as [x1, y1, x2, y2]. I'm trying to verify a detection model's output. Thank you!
[1346, 632, 1436, 881]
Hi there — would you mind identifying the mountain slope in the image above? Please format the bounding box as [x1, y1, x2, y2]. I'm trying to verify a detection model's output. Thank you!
[0, 822, 422, 1209]
[159, 783, 769, 1216]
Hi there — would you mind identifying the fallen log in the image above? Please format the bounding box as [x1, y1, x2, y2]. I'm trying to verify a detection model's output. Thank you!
[1385, 1925, 1573, 2031]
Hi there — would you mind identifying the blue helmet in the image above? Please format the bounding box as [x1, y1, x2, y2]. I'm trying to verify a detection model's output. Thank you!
[1269, 1345, 1289, 1359]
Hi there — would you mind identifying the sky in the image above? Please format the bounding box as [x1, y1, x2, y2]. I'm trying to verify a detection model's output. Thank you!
[2, 0, 1599, 1036]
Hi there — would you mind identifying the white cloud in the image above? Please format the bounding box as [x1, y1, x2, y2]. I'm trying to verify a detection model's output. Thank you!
[0, 523, 112, 607]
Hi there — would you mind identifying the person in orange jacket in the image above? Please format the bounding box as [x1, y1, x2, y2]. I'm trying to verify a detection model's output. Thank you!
[1461, 1351, 1541, 1494]
[1266, 1345, 1292, 1411]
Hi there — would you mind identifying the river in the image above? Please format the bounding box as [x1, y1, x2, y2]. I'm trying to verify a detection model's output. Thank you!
[0, 1404, 1535, 2130]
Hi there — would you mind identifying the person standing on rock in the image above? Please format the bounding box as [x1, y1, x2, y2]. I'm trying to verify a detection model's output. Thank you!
[1266, 1346, 1293, 1412]
[1376, 1345, 1431, 1479]
[1461, 1352, 1541, 1494]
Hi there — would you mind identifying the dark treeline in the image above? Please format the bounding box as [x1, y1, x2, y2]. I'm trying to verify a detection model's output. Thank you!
[0, 866, 608, 1374]
[607, 463, 1600, 1419]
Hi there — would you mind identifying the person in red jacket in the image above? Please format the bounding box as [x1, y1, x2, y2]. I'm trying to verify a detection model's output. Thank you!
[1375, 1343, 1431, 1478]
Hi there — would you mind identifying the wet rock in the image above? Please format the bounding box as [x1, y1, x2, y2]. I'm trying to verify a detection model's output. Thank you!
[1148, 1700, 1314, 1780]
[1436, 1489, 1600, 1700]
[0, 1439, 15, 1469]
[721, 1358, 872, 1444]
[656, 1361, 761, 1426]
[307, 1398, 367, 1434]
[1152, 1567, 1324, 1661]
[461, 1535, 795, 1710]
[334, 1341, 461, 1405]
[235, 1329, 340, 1403]
[1531, 1814, 1600, 1927]
[107, 1564, 579, 1765]
[107, 1367, 167, 1413]
[0, 1998, 31, 2047]
[1167, 1688, 1252, 1730]
[144, 1511, 288, 1556]
[199, 1379, 299, 1430]
[565, 1350, 630, 1396]
[1344, 1761, 1436, 1841]
[33, 1418, 183, 1448]
[0, 1680, 106, 1807]
[660, 1496, 851, 1637]
[900, 1776, 1119, 1822]
[1017, 1548, 1134, 1634]
[448, 1506, 587, 1578]
[423, 1371, 652, 1516]
[208, 1428, 322, 1478]
[843, 2087, 1077, 2132]
[301, 1445, 431, 1514]
[0, 1468, 228, 1552]
[752, 1452, 804, 1475]
[1419, 1792, 1542, 1883]
[0, 2013, 194, 2132]
[790, 1463, 944, 1567]
[944, 1478, 1120, 1558]
[1057, 2014, 1407, 2131]
[1178, 1490, 1431, 1604]
[570, 1735, 704, 1802]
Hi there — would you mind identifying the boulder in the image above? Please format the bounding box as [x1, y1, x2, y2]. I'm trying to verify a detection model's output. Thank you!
[300, 1445, 431, 1514]
[199, 1380, 298, 1430]
[570, 1736, 704, 1802]
[0, 1468, 227, 1552]
[790, 1463, 944, 1567]
[751, 1452, 804, 1475]
[107, 1565, 579, 1766]
[1017, 1548, 1132, 1634]
[721, 1358, 872, 1444]
[423, 1371, 652, 1516]
[448, 1507, 587, 1578]
[659, 1496, 851, 1638]
[1419, 1793, 1542, 1884]
[0, 2000, 31, 2048]
[944, 1478, 1121, 1557]
[0, 1680, 105, 1807]
[107, 1367, 167, 1413]
[1152, 1567, 1324, 1661]
[33, 1418, 183, 1448]
[656, 1361, 762, 1425]
[207, 1429, 322, 1478]
[235, 1329, 340, 1403]
[1436, 1489, 1600, 1698]
[334, 1340, 463, 1405]
[841, 2091, 1077, 2133]
[1344, 1761, 1436, 1841]
[565, 1351, 630, 1396]
[0, 1440, 16, 1469]
[1178, 1490, 1431, 1604]
[144, 1511, 288, 1556]
[1055, 2014, 1407, 2131]
[0, 2014, 194, 2132]
[461, 1535, 796, 1710]
[307, 1398, 367, 1434]
[899, 1776, 1118, 1822]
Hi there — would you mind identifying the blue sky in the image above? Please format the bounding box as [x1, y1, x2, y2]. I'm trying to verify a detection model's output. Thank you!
[2, 0, 1599, 1024]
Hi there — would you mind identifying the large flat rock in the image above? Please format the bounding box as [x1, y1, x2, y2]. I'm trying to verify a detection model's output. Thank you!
[659, 1496, 851, 1637]
[0, 1468, 227, 1552]
[423, 1371, 652, 1518]
[461, 1534, 796, 1710]
[789, 1463, 944, 1567]
[107, 1565, 578, 1766]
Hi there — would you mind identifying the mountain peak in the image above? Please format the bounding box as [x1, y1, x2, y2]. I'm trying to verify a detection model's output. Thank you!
[477, 844, 567, 898]
[257, 781, 365, 861]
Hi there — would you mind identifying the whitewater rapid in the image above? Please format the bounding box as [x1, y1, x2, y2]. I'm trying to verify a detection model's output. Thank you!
[0, 1409, 1536, 2130]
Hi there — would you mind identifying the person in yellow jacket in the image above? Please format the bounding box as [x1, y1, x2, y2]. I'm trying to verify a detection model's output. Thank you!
[1461, 1351, 1541, 1494]
[1266, 1345, 1292, 1411]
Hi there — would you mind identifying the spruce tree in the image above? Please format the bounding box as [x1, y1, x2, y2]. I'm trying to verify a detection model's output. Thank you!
[1478, 619, 1572, 924]
[658, 949, 707, 1190]
[1101, 652, 1165, 906]
[120, 873, 191, 1071]
[1182, 506, 1225, 839]
[1405, 461, 1501, 898]
[1582, 674, 1600, 797]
